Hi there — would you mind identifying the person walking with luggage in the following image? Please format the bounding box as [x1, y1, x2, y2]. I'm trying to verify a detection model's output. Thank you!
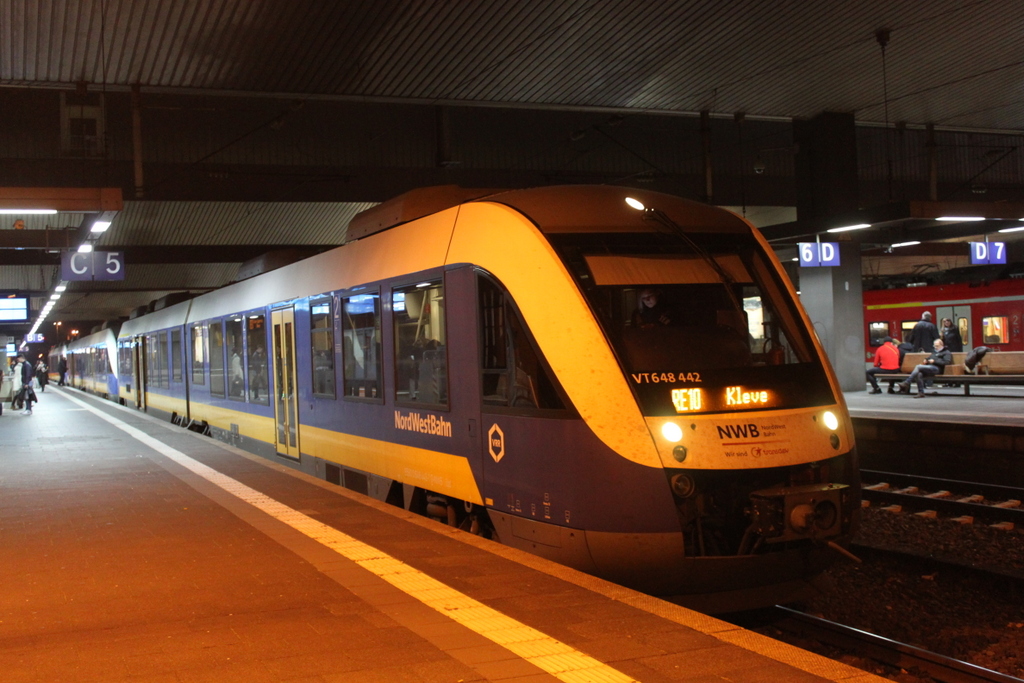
[13, 353, 37, 414]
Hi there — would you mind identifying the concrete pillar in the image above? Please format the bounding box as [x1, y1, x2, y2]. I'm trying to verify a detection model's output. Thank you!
[792, 112, 865, 392]
[798, 242, 865, 392]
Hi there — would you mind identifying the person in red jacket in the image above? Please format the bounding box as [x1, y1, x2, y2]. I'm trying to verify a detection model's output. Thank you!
[867, 336, 901, 394]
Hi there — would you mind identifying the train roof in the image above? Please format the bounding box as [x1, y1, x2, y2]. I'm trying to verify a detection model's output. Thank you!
[484, 186, 751, 235]
[346, 185, 752, 242]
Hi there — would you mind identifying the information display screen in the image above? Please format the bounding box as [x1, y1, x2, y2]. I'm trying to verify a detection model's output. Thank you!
[0, 297, 29, 321]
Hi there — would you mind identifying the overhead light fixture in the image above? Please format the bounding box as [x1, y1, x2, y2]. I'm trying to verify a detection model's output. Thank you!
[77, 243, 94, 253]
[891, 241, 921, 248]
[90, 220, 112, 233]
[826, 223, 871, 233]
[625, 197, 646, 211]
[50, 294, 61, 300]
[998, 226, 1024, 233]
[936, 216, 985, 221]
[55, 285, 67, 292]
[0, 209, 58, 214]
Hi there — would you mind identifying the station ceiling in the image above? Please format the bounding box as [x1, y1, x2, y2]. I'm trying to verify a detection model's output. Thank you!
[1, 0, 1023, 333]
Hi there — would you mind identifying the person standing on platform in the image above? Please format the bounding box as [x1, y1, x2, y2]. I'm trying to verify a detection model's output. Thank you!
[898, 338, 952, 398]
[907, 311, 939, 352]
[13, 353, 37, 414]
[940, 317, 964, 353]
[58, 356, 67, 386]
[35, 356, 48, 392]
[866, 337, 901, 394]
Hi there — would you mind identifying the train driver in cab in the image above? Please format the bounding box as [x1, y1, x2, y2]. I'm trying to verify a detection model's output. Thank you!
[631, 288, 674, 328]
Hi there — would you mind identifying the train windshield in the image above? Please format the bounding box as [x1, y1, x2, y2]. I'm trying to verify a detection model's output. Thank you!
[550, 232, 835, 416]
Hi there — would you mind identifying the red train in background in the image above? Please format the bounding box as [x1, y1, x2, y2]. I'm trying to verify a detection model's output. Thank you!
[864, 277, 1024, 360]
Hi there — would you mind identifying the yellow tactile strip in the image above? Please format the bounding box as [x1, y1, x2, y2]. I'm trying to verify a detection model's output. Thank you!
[64, 391, 636, 683]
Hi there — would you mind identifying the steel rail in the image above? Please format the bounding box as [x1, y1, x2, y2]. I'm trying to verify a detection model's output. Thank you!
[773, 606, 1024, 683]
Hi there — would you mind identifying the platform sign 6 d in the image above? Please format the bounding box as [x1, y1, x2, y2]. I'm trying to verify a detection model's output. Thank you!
[798, 242, 840, 267]
[970, 242, 1006, 265]
[61, 251, 125, 281]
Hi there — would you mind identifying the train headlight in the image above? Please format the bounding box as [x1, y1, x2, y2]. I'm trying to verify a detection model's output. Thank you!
[822, 411, 839, 431]
[661, 422, 683, 443]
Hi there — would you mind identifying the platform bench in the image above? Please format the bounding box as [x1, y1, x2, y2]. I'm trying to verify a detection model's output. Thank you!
[872, 351, 1024, 396]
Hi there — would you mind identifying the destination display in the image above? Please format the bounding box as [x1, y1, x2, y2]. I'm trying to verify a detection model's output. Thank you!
[669, 385, 780, 413]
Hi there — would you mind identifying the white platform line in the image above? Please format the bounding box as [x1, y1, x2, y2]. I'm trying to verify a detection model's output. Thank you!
[62, 392, 638, 683]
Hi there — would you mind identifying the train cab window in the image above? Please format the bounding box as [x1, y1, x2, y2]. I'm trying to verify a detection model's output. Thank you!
[393, 281, 447, 406]
[191, 324, 205, 385]
[210, 321, 226, 397]
[868, 322, 890, 347]
[171, 329, 183, 382]
[551, 233, 835, 416]
[226, 317, 245, 401]
[247, 314, 269, 405]
[982, 316, 1008, 344]
[342, 293, 382, 400]
[478, 274, 563, 410]
[310, 299, 336, 398]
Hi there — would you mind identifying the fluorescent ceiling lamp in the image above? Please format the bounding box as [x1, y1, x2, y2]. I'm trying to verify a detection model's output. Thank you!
[998, 226, 1024, 233]
[90, 220, 112, 233]
[77, 243, 93, 253]
[50, 294, 61, 300]
[826, 223, 871, 233]
[0, 209, 58, 214]
[55, 285, 67, 292]
[936, 216, 985, 221]
[625, 197, 646, 211]
[891, 241, 921, 248]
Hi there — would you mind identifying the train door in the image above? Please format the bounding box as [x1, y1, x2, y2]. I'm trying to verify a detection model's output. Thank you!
[271, 307, 300, 458]
[936, 305, 972, 349]
[132, 335, 147, 410]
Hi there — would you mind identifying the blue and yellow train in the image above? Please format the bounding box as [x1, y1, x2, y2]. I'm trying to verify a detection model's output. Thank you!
[55, 185, 860, 612]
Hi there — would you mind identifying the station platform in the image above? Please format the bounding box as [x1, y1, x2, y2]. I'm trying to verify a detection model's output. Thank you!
[844, 384, 1024, 428]
[844, 384, 1023, 487]
[0, 387, 885, 683]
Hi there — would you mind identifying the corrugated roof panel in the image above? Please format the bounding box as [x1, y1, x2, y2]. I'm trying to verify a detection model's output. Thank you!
[1, 0, 1022, 130]
[95, 201, 375, 247]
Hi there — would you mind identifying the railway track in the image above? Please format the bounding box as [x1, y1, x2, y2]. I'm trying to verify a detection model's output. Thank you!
[861, 470, 1024, 528]
[771, 607, 1024, 683]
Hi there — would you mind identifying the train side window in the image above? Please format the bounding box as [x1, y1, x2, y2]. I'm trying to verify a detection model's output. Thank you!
[226, 317, 245, 401]
[310, 299, 336, 398]
[158, 331, 170, 388]
[868, 321, 889, 347]
[342, 292, 382, 400]
[982, 316, 1008, 344]
[247, 314, 269, 405]
[901, 320, 916, 342]
[171, 329, 183, 382]
[210, 320, 226, 398]
[478, 274, 563, 410]
[118, 342, 131, 377]
[393, 281, 447, 406]
[191, 324, 206, 385]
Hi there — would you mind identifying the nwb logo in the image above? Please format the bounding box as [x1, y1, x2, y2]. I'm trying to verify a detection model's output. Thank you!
[716, 424, 760, 439]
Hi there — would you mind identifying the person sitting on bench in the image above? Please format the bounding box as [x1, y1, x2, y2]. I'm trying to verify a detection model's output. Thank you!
[897, 338, 952, 398]
[866, 337, 901, 394]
